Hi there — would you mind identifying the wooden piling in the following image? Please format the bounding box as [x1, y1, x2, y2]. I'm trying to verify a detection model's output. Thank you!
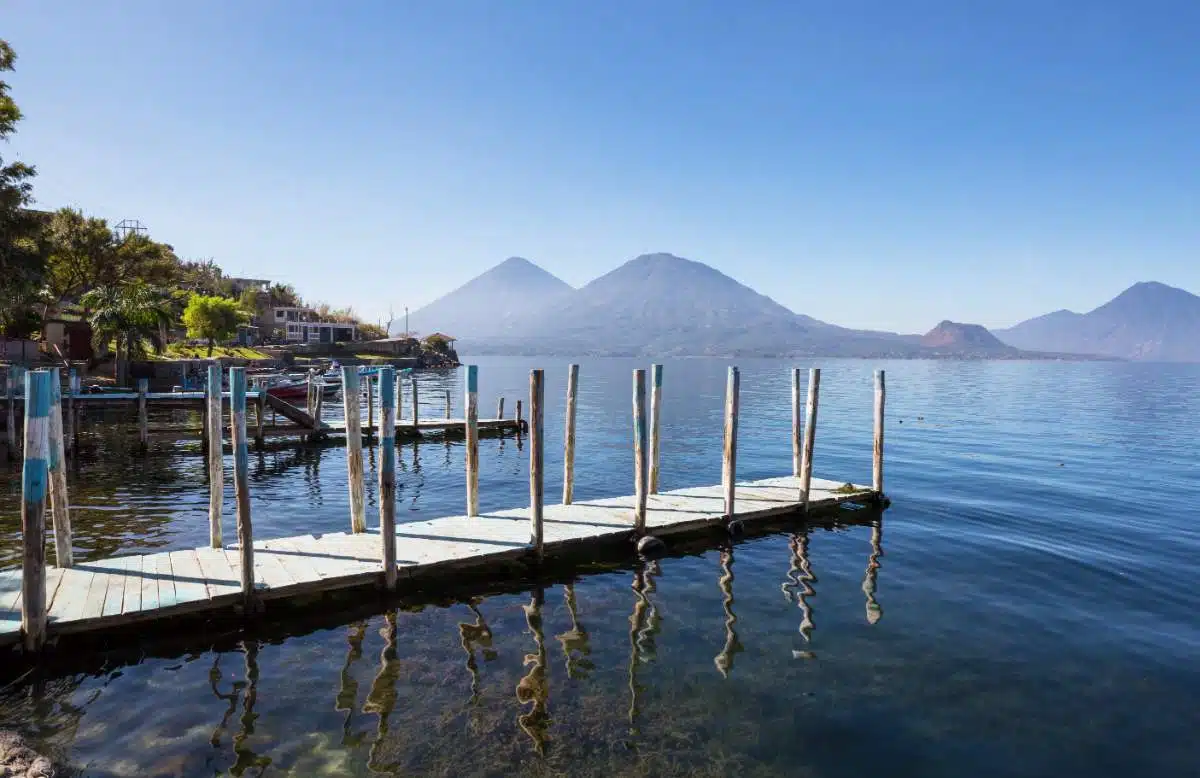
[411, 379, 420, 432]
[791, 368, 802, 477]
[137, 378, 149, 450]
[799, 368, 820, 507]
[342, 366, 366, 534]
[5, 366, 16, 460]
[312, 376, 325, 439]
[255, 394, 265, 448]
[722, 366, 740, 518]
[445, 389, 452, 419]
[633, 369, 648, 532]
[67, 370, 79, 454]
[305, 369, 315, 417]
[206, 364, 223, 548]
[47, 368, 72, 568]
[366, 374, 375, 439]
[378, 366, 397, 590]
[562, 364, 579, 504]
[529, 369, 545, 558]
[497, 397, 505, 420]
[648, 364, 662, 494]
[516, 399, 523, 429]
[873, 369, 886, 494]
[229, 367, 256, 608]
[465, 365, 479, 517]
[20, 370, 51, 651]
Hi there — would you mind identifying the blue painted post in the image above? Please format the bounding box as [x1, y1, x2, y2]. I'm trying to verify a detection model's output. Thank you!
[649, 364, 663, 493]
[206, 364, 223, 547]
[229, 367, 256, 607]
[465, 365, 479, 516]
[137, 378, 149, 450]
[342, 366, 366, 533]
[378, 366, 397, 589]
[21, 370, 51, 651]
[633, 369, 648, 532]
[47, 368, 72, 568]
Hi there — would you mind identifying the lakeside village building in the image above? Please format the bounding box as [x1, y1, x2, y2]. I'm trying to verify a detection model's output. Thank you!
[228, 278, 358, 345]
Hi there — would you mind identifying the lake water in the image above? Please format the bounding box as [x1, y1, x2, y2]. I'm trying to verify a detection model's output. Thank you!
[1, 357, 1197, 777]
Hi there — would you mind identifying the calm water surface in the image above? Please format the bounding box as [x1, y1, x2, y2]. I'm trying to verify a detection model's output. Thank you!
[1, 357, 1197, 777]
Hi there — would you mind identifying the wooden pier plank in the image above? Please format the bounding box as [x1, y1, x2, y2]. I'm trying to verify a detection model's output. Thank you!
[0, 474, 876, 648]
[168, 549, 210, 604]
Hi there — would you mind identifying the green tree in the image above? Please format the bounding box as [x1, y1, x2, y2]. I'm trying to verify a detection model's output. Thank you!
[268, 282, 301, 307]
[238, 286, 263, 316]
[44, 208, 183, 304]
[81, 283, 174, 384]
[0, 40, 45, 336]
[182, 294, 246, 356]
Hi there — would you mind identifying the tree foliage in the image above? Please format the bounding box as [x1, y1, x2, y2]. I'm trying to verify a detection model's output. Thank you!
[0, 39, 44, 336]
[182, 294, 246, 356]
[44, 208, 182, 303]
[80, 282, 174, 383]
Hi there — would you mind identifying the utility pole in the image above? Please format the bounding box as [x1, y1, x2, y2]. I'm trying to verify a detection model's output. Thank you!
[405, 306, 409, 338]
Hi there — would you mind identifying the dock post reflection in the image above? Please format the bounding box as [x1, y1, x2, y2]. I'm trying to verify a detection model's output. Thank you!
[516, 586, 550, 754]
[782, 532, 817, 654]
[458, 600, 495, 705]
[714, 547, 743, 677]
[364, 610, 401, 773]
[335, 621, 368, 741]
[627, 560, 661, 736]
[555, 583, 594, 679]
[863, 521, 884, 624]
[231, 639, 270, 774]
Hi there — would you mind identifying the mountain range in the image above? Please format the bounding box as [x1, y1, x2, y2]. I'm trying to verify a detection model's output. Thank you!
[397, 254, 1200, 361]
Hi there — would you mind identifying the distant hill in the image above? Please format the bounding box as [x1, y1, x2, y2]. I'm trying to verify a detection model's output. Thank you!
[455, 253, 925, 357]
[921, 321, 1014, 352]
[395, 257, 573, 339]
[994, 281, 1200, 361]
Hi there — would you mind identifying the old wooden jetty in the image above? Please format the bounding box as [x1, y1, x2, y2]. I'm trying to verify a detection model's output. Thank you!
[1, 365, 524, 454]
[1, 364, 887, 654]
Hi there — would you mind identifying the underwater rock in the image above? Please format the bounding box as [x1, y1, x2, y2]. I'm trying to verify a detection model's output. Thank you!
[0, 730, 56, 777]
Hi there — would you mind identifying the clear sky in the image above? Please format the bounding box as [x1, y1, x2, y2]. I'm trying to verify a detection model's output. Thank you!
[6, 1, 1198, 333]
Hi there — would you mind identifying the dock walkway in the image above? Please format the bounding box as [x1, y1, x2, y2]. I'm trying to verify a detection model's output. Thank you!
[0, 476, 872, 648]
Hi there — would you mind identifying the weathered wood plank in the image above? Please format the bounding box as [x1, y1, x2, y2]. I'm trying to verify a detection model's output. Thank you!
[195, 547, 241, 598]
[120, 554, 144, 615]
[169, 549, 210, 603]
[799, 368, 820, 506]
[100, 557, 130, 618]
[563, 364, 579, 505]
[140, 553, 161, 612]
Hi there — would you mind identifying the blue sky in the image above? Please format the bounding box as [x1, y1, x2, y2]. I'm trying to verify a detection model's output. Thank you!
[6, 1, 1198, 333]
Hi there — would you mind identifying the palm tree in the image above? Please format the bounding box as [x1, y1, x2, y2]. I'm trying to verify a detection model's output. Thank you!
[81, 282, 174, 385]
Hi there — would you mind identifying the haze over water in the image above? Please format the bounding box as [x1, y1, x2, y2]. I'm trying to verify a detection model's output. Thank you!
[1, 357, 1197, 776]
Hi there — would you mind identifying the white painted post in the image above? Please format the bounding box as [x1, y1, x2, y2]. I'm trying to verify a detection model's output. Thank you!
[65, 368, 76, 456]
[47, 369, 72, 568]
[465, 365, 479, 516]
[873, 369, 886, 495]
[342, 366, 366, 533]
[562, 364, 579, 504]
[722, 367, 740, 518]
[791, 368, 802, 476]
[379, 366, 397, 589]
[411, 379, 420, 433]
[799, 368, 820, 507]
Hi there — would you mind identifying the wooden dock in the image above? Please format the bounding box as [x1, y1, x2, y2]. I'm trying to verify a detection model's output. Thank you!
[0, 476, 874, 648]
[3, 363, 889, 655]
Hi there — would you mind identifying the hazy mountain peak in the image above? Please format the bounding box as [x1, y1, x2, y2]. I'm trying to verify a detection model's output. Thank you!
[996, 280, 1200, 361]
